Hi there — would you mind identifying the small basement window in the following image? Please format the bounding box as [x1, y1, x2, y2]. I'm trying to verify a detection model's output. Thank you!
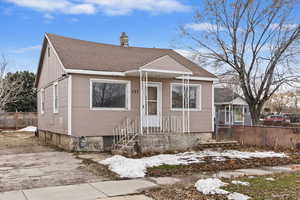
[90, 79, 130, 110]
[171, 83, 201, 110]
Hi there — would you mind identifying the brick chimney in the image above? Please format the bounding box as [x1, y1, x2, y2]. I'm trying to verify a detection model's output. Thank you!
[120, 32, 128, 47]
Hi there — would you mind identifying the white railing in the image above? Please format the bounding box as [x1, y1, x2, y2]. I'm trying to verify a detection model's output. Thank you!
[112, 117, 140, 150]
[112, 115, 189, 150]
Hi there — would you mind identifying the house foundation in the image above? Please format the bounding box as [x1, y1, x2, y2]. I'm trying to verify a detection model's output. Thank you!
[136, 132, 212, 153]
[37, 130, 104, 152]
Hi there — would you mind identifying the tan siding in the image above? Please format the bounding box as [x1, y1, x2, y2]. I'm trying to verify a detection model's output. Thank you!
[37, 42, 68, 134]
[71, 75, 140, 137]
[71, 74, 213, 137]
[37, 43, 65, 88]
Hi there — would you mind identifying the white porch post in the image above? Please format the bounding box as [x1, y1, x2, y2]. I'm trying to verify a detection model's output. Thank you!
[187, 75, 190, 133]
[242, 105, 245, 126]
[229, 104, 232, 125]
[139, 70, 143, 135]
[146, 72, 149, 135]
[182, 76, 185, 133]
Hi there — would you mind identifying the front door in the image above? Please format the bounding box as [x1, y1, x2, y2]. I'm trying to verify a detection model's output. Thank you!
[143, 82, 162, 127]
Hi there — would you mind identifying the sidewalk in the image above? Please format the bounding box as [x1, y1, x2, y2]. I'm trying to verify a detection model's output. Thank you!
[0, 179, 158, 200]
[1, 164, 299, 200]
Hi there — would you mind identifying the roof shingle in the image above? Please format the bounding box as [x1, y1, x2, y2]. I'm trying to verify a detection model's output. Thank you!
[45, 33, 216, 78]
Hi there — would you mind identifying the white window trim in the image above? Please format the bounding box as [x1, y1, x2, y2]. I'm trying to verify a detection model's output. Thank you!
[90, 78, 131, 111]
[170, 83, 202, 111]
[53, 82, 59, 114]
[41, 88, 45, 114]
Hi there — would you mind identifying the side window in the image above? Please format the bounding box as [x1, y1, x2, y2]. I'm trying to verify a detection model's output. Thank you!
[48, 47, 51, 57]
[53, 83, 58, 113]
[41, 89, 45, 114]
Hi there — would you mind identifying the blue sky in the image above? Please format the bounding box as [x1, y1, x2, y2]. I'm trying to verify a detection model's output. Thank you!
[0, 0, 201, 73]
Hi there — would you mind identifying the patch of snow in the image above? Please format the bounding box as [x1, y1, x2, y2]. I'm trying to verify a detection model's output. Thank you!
[227, 192, 251, 200]
[100, 150, 287, 178]
[100, 154, 203, 178]
[265, 177, 275, 181]
[195, 178, 229, 195]
[248, 176, 255, 179]
[231, 180, 250, 186]
[17, 126, 37, 132]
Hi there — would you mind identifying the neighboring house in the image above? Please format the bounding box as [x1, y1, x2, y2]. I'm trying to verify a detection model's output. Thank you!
[214, 88, 252, 126]
[35, 33, 217, 152]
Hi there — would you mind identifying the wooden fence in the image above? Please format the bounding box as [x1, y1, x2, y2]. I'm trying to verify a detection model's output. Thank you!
[217, 125, 300, 149]
[0, 112, 37, 130]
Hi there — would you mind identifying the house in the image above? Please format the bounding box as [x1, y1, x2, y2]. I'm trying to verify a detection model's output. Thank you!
[35, 32, 217, 152]
[214, 88, 252, 126]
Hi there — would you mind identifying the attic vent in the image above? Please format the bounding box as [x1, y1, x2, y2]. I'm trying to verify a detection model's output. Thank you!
[120, 32, 128, 47]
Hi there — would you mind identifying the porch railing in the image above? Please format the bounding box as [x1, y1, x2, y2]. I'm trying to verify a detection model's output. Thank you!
[112, 115, 189, 150]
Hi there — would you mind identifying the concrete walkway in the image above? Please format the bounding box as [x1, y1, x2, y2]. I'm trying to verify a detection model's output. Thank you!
[0, 179, 158, 200]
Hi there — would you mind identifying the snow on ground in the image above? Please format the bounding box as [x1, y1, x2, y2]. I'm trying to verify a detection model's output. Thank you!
[195, 178, 251, 199]
[195, 178, 229, 195]
[227, 192, 251, 200]
[17, 126, 37, 132]
[265, 177, 275, 181]
[100, 150, 287, 178]
[231, 180, 250, 186]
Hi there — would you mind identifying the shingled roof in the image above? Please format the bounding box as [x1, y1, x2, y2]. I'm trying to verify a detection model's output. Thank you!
[214, 88, 241, 103]
[36, 33, 216, 86]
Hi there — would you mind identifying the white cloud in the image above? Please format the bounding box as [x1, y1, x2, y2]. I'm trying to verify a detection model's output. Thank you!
[270, 23, 298, 30]
[4, 0, 190, 16]
[4, 0, 96, 14]
[185, 23, 226, 32]
[44, 13, 54, 20]
[67, 3, 96, 14]
[9, 45, 41, 54]
[84, 0, 190, 15]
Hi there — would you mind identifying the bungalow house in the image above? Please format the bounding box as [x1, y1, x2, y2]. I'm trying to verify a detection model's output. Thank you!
[214, 88, 252, 126]
[35, 33, 217, 152]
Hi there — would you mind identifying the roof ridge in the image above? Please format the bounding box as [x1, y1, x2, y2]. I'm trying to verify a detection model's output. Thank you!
[45, 33, 173, 51]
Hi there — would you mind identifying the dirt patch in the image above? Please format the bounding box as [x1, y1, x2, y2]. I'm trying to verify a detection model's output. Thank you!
[145, 183, 227, 200]
[147, 154, 300, 177]
[77, 156, 119, 180]
[0, 131, 56, 155]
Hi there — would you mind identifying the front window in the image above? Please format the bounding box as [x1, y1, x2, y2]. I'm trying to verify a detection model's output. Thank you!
[91, 80, 130, 110]
[53, 83, 58, 113]
[233, 106, 243, 122]
[171, 84, 200, 110]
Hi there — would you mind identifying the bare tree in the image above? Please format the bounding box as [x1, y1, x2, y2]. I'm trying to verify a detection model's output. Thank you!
[0, 55, 22, 111]
[181, 0, 300, 124]
[265, 91, 296, 113]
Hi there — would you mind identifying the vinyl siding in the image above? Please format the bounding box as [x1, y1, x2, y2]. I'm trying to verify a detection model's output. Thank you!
[71, 74, 213, 137]
[37, 42, 68, 134]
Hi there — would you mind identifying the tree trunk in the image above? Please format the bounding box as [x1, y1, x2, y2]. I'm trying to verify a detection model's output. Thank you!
[249, 102, 264, 125]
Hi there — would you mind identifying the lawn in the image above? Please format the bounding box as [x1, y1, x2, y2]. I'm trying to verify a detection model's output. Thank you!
[145, 172, 300, 200]
[224, 172, 300, 200]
